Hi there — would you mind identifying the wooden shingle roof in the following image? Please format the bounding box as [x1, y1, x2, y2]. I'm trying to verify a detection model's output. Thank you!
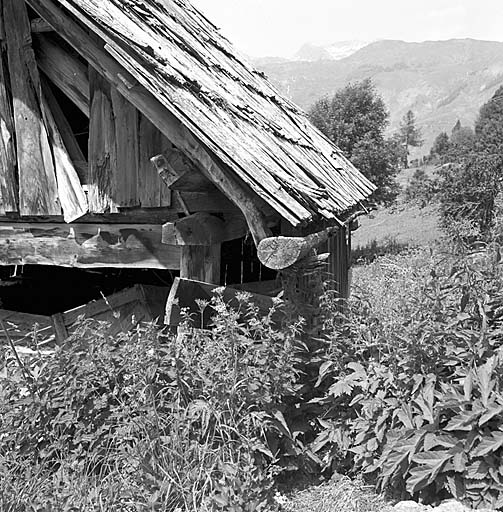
[32, 0, 376, 228]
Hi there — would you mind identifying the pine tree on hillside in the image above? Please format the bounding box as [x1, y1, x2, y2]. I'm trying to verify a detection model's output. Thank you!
[399, 110, 423, 168]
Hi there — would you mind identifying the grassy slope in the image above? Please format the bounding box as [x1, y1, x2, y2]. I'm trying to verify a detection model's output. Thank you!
[352, 165, 442, 250]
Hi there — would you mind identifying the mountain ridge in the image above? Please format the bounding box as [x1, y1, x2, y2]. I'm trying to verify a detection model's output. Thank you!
[257, 38, 503, 157]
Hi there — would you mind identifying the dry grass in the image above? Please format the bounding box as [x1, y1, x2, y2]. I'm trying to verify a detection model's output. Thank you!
[279, 477, 392, 512]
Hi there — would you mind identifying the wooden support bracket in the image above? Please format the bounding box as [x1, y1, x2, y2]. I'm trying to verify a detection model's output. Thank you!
[151, 150, 215, 192]
[162, 212, 247, 246]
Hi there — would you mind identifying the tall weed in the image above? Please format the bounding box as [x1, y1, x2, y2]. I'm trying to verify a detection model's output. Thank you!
[0, 290, 300, 511]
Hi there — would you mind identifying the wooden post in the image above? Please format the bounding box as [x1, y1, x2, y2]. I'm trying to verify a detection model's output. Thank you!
[180, 245, 221, 285]
[327, 226, 350, 299]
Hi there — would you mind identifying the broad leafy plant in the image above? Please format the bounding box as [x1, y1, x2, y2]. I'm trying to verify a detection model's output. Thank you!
[306, 248, 503, 508]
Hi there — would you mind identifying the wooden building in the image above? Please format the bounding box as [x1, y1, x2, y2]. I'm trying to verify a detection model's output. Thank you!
[0, 0, 375, 315]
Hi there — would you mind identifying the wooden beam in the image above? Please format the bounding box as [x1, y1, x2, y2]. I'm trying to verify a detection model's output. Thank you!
[41, 76, 88, 182]
[0, 308, 53, 342]
[4, 0, 60, 216]
[31, 18, 53, 33]
[162, 212, 248, 246]
[257, 227, 338, 270]
[33, 34, 89, 117]
[0, 0, 18, 214]
[26, 0, 272, 245]
[0, 223, 181, 269]
[165, 277, 280, 328]
[152, 150, 215, 192]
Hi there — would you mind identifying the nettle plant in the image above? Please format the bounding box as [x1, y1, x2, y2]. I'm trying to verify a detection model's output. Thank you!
[309, 249, 503, 509]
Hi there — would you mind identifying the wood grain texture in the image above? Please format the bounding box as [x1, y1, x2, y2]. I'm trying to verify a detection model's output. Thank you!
[33, 34, 89, 116]
[25, 0, 273, 244]
[138, 114, 171, 207]
[40, 83, 88, 222]
[152, 149, 214, 192]
[88, 68, 117, 213]
[27, 0, 375, 229]
[180, 244, 221, 284]
[257, 227, 338, 270]
[3, 0, 60, 216]
[111, 88, 140, 207]
[41, 77, 88, 182]
[0, 0, 17, 214]
[0, 222, 181, 269]
[162, 212, 247, 246]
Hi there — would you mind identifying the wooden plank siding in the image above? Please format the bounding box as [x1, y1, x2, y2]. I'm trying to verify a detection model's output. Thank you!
[3, 0, 60, 217]
[0, 0, 17, 214]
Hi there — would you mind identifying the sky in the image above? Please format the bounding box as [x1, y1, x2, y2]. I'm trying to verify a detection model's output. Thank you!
[190, 0, 503, 58]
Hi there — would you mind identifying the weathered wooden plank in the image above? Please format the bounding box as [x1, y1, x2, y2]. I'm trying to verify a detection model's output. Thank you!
[51, 312, 68, 344]
[138, 114, 171, 207]
[4, 0, 60, 216]
[0, 223, 181, 269]
[88, 68, 117, 213]
[41, 77, 88, 183]
[33, 33, 89, 116]
[180, 244, 221, 284]
[165, 277, 279, 327]
[0, 308, 54, 342]
[26, 0, 272, 244]
[0, 0, 17, 214]
[111, 88, 140, 207]
[40, 82, 88, 222]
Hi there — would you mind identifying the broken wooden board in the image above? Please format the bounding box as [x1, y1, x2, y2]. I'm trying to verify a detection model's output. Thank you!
[3, 0, 60, 216]
[0, 223, 181, 269]
[0, 284, 170, 345]
[0, 309, 54, 343]
[165, 277, 281, 328]
[63, 284, 169, 339]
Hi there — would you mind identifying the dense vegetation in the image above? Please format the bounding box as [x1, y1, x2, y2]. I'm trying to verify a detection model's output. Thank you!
[414, 86, 503, 238]
[2, 232, 503, 510]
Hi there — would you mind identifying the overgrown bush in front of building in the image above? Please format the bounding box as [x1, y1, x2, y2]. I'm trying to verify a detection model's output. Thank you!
[0, 291, 301, 511]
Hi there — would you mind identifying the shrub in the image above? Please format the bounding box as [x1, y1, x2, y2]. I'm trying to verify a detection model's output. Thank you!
[305, 248, 503, 509]
[0, 291, 301, 511]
